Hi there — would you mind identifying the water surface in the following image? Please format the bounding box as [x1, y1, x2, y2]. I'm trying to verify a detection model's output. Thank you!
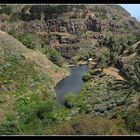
[55, 65, 88, 104]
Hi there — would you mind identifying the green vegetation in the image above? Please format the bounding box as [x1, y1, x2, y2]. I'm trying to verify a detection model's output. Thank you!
[1, 4, 140, 135]
[8, 30, 64, 67]
[9, 12, 21, 22]
[64, 93, 78, 108]
[96, 33, 140, 69]
[8, 30, 41, 50]
[0, 30, 70, 135]
[0, 54, 51, 94]
[18, 32, 41, 49]
[0, 45, 69, 135]
[0, 120, 19, 135]
[18, 5, 86, 21]
[16, 100, 70, 135]
[41, 44, 64, 67]
[0, 53, 51, 134]
[48, 114, 128, 135]
[124, 109, 140, 134]
[97, 52, 109, 71]
[74, 50, 96, 62]
[111, 56, 140, 110]
[82, 72, 91, 82]
[0, 5, 12, 15]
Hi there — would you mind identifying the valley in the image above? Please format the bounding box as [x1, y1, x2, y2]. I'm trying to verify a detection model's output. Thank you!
[0, 4, 140, 135]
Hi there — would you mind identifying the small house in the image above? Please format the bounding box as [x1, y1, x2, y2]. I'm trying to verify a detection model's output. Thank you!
[88, 58, 93, 61]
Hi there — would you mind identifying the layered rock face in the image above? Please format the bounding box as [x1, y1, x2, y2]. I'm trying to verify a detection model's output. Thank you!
[5, 17, 139, 35]
[1, 5, 140, 59]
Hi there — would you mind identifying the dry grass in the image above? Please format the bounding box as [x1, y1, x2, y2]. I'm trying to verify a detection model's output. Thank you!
[0, 30, 70, 85]
[23, 50, 70, 85]
[103, 67, 124, 80]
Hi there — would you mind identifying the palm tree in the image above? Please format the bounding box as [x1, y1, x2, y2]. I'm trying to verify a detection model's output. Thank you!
[98, 35, 123, 67]
[110, 60, 140, 110]
[98, 53, 108, 72]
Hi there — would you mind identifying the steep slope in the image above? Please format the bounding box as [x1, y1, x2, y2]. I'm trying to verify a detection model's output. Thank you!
[24, 50, 69, 84]
[0, 30, 69, 85]
[0, 30, 69, 121]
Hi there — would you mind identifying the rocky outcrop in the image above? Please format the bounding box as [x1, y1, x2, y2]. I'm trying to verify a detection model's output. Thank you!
[59, 36, 80, 44]
[55, 44, 80, 59]
[6, 18, 129, 35]
[86, 18, 103, 32]
[2, 5, 140, 38]
[14, 19, 86, 34]
[1, 5, 140, 60]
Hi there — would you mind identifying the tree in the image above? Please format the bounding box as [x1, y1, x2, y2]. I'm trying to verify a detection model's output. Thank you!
[110, 58, 140, 110]
[0, 120, 19, 135]
[136, 43, 140, 55]
[29, 5, 42, 20]
[98, 52, 109, 71]
[8, 29, 19, 39]
[9, 12, 21, 22]
[97, 34, 137, 67]
[18, 32, 41, 49]
[98, 35, 121, 66]
[0, 6, 12, 15]
[42, 44, 64, 67]
[82, 72, 91, 82]
[135, 30, 140, 41]
[64, 93, 77, 108]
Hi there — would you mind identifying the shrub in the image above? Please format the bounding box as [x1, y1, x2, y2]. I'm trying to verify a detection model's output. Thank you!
[126, 46, 135, 55]
[42, 45, 64, 67]
[8, 29, 19, 39]
[0, 6, 12, 15]
[0, 121, 19, 135]
[49, 114, 128, 135]
[9, 12, 21, 22]
[123, 110, 140, 134]
[97, 53, 109, 70]
[8, 31, 41, 50]
[82, 72, 91, 82]
[76, 98, 92, 114]
[17, 98, 71, 134]
[136, 43, 140, 55]
[51, 106, 70, 122]
[18, 32, 41, 49]
[20, 100, 56, 124]
[64, 93, 77, 108]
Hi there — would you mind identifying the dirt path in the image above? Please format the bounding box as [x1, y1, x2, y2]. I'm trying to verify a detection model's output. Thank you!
[103, 67, 124, 80]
